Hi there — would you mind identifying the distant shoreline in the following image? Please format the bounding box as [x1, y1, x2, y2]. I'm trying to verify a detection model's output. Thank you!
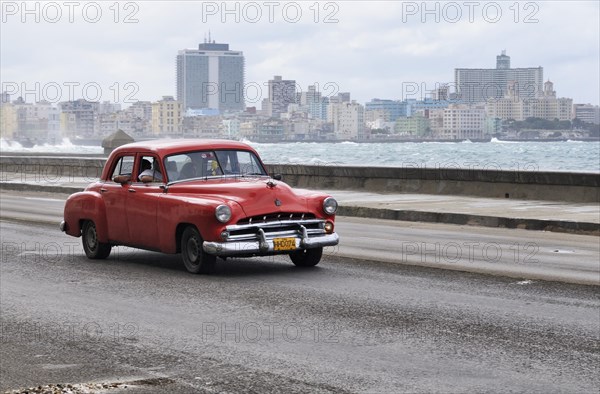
[245, 137, 600, 144]
[3, 136, 599, 148]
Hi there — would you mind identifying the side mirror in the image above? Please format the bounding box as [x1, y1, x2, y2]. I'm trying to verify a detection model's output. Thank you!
[273, 174, 283, 181]
[113, 175, 131, 185]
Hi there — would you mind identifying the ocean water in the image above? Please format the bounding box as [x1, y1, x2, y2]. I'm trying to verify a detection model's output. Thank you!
[1, 138, 599, 173]
[247, 139, 600, 173]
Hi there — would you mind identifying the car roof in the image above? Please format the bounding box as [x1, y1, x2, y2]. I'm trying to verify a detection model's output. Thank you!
[111, 139, 258, 157]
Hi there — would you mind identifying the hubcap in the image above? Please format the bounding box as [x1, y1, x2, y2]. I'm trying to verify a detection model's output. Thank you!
[187, 237, 199, 263]
[86, 226, 97, 250]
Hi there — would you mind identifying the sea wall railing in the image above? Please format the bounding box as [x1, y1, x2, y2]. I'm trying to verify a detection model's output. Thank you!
[1, 155, 598, 203]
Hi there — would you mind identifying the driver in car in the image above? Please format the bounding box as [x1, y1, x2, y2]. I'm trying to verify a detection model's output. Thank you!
[139, 159, 163, 183]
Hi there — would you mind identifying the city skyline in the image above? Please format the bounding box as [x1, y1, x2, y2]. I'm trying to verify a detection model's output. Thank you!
[1, 1, 599, 106]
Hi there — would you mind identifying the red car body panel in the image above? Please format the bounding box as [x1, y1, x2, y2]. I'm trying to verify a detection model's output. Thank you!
[62, 139, 338, 258]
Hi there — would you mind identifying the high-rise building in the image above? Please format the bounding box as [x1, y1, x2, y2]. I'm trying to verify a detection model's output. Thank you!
[265, 76, 297, 118]
[455, 51, 543, 103]
[176, 40, 245, 113]
[496, 51, 510, 70]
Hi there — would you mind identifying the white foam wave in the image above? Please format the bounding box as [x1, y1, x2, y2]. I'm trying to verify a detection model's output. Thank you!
[0, 138, 24, 150]
[0, 137, 102, 154]
[490, 137, 518, 144]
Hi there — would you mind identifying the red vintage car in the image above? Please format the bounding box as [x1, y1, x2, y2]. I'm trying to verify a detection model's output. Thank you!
[60, 139, 339, 273]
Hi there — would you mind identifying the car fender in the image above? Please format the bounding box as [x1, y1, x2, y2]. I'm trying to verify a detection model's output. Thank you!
[156, 194, 241, 253]
[288, 188, 337, 218]
[63, 191, 109, 242]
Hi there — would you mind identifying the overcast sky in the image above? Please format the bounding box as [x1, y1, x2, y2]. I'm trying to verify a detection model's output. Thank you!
[1, 1, 599, 107]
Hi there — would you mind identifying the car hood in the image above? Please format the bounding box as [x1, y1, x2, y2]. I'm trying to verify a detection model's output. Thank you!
[166, 177, 309, 217]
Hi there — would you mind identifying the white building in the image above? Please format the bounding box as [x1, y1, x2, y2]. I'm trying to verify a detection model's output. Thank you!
[181, 115, 224, 138]
[455, 51, 543, 103]
[328, 100, 365, 140]
[98, 101, 122, 114]
[7, 100, 61, 141]
[126, 101, 153, 122]
[433, 104, 486, 140]
[222, 118, 240, 139]
[486, 80, 573, 121]
[59, 99, 100, 138]
[573, 104, 600, 125]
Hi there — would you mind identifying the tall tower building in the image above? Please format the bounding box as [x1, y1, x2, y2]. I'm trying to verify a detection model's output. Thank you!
[299, 85, 327, 120]
[543, 80, 556, 98]
[266, 76, 296, 118]
[176, 39, 245, 113]
[455, 51, 543, 103]
[496, 50, 510, 69]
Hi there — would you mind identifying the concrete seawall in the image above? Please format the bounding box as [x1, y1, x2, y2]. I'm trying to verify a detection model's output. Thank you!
[1, 155, 598, 203]
[268, 164, 600, 203]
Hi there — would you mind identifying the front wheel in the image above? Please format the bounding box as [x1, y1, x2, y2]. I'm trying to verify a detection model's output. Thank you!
[82, 220, 111, 259]
[181, 226, 216, 274]
[290, 247, 323, 267]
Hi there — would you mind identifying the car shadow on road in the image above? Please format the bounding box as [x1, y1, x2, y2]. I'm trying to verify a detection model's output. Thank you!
[214, 256, 323, 278]
[104, 247, 323, 278]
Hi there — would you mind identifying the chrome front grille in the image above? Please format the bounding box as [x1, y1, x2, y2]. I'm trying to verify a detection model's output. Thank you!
[237, 212, 316, 225]
[225, 217, 325, 242]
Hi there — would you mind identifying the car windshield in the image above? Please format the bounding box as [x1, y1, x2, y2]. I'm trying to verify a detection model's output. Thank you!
[164, 149, 267, 183]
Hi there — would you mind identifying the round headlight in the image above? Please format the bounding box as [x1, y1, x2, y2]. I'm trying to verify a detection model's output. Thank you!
[215, 205, 232, 223]
[323, 197, 338, 215]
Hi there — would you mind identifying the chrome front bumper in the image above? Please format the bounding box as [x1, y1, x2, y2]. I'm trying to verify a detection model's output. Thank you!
[202, 219, 339, 256]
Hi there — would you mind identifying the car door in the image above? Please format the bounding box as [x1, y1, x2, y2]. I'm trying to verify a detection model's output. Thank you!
[102, 154, 134, 243]
[125, 154, 162, 249]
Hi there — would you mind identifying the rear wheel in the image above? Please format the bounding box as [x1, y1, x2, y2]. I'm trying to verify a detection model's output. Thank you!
[82, 220, 111, 259]
[290, 247, 323, 267]
[181, 226, 216, 274]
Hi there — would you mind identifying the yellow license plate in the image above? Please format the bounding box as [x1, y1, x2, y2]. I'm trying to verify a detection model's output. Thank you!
[273, 237, 296, 251]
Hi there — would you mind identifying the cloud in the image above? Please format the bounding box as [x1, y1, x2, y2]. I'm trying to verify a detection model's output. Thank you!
[1, 0, 598, 105]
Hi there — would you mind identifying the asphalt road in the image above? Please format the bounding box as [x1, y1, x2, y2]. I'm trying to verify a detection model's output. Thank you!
[1, 191, 599, 285]
[1, 192, 599, 393]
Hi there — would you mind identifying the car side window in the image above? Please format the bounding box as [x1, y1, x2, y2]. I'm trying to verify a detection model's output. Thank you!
[165, 154, 194, 181]
[111, 156, 134, 182]
[137, 155, 164, 183]
[236, 151, 265, 175]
